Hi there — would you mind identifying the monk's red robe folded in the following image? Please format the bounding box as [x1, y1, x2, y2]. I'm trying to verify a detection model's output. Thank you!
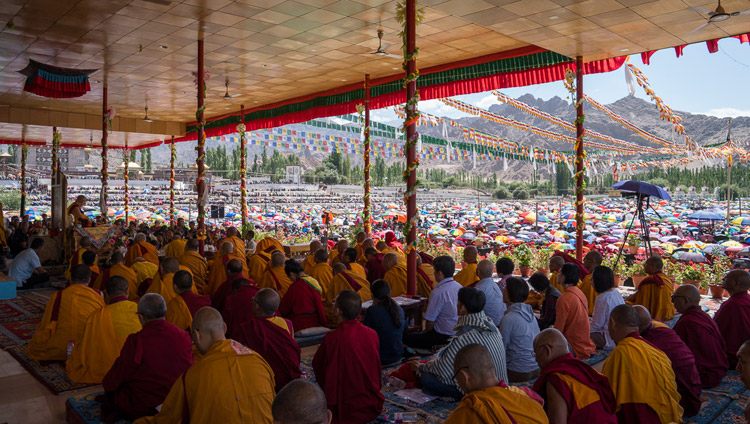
[222, 284, 261, 339]
[279, 278, 327, 332]
[713, 291, 750, 367]
[312, 320, 383, 424]
[211, 273, 251, 312]
[673, 305, 728, 388]
[238, 317, 301, 391]
[102, 319, 194, 418]
[640, 324, 703, 417]
[533, 353, 617, 423]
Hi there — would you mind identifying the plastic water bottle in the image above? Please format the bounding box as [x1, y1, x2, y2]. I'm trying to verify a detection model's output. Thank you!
[386, 376, 406, 390]
[66, 340, 74, 359]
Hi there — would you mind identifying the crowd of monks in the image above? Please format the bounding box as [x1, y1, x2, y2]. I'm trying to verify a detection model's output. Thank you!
[19, 224, 750, 423]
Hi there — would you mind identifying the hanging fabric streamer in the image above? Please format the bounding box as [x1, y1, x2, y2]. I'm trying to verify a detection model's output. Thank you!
[442, 121, 451, 163]
[417, 133, 422, 154]
[625, 64, 636, 97]
[503, 154, 508, 171]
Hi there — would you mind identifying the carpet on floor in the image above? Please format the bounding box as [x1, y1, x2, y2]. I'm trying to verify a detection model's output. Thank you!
[295, 333, 325, 348]
[0, 293, 47, 323]
[6, 344, 96, 395]
[66, 393, 130, 424]
[0, 318, 40, 348]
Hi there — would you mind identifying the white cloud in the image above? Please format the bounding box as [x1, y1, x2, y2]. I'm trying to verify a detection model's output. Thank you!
[418, 99, 470, 119]
[475, 94, 500, 110]
[702, 108, 750, 118]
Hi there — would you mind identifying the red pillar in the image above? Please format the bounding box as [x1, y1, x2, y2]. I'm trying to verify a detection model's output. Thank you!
[240, 104, 247, 232]
[405, 0, 417, 295]
[169, 136, 175, 225]
[575, 56, 585, 261]
[196, 39, 206, 255]
[101, 85, 108, 218]
[363, 75, 371, 236]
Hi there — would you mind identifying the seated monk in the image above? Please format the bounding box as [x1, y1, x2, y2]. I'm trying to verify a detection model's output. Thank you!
[65, 236, 91, 281]
[101, 294, 193, 421]
[132, 259, 158, 297]
[309, 249, 333, 306]
[301, 240, 322, 275]
[27, 265, 104, 361]
[579, 251, 602, 315]
[216, 226, 245, 258]
[714, 269, 750, 368]
[206, 241, 249, 296]
[279, 259, 327, 334]
[548, 256, 566, 292]
[737, 341, 750, 422]
[212, 259, 256, 313]
[67, 276, 142, 384]
[165, 271, 211, 331]
[626, 256, 675, 321]
[164, 237, 187, 259]
[68, 195, 93, 227]
[133, 308, 275, 424]
[272, 379, 332, 424]
[416, 254, 437, 298]
[312, 290, 383, 424]
[125, 233, 159, 267]
[82, 250, 100, 287]
[331, 263, 372, 303]
[446, 344, 548, 424]
[602, 304, 683, 423]
[364, 247, 386, 283]
[178, 239, 208, 294]
[635, 305, 702, 418]
[247, 237, 283, 283]
[382, 253, 407, 297]
[357, 238, 374, 269]
[328, 239, 347, 267]
[672, 284, 728, 388]
[382, 232, 406, 266]
[453, 246, 479, 287]
[93, 251, 138, 301]
[261, 251, 293, 297]
[532, 328, 617, 423]
[146, 257, 194, 304]
[222, 267, 261, 339]
[554, 263, 596, 359]
[341, 247, 367, 280]
[237, 288, 301, 391]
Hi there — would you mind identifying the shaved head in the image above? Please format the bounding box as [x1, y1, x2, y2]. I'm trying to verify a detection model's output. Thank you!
[332, 262, 347, 275]
[738, 340, 750, 390]
[382, 253, 398, 271]
[453, 344, 498, 393]
[272, 379, 330, 424]
[309, 240, 321, 253]
[106, 276, 129, 298]
[110, 250, 124, 265]
[583, 251, 603, 271]
[726, 270, 750, 294]
[226, 258, 243, 275]
[375, 241, 387, 251]
[185, 238, 200, 251]
[609, 304, 639, 344]
[191, 307, 226, 355]
[675, 284, 700, 305]
[634, 305, 652, 333]
[161, 257, 179, 274]
[79, 237, 91, 248]
[361, 238, 374, 250]
[463, 246, 477, 262]
[226, 227, 238, 237]
[271, 251, 286, 267]
[644, 255, 663, 272]
[220, 241, 233, 255]
[534, 328, 569, 369]
[356, 231, 366, 243]
[314, 249, 328, 264]
[549, 256, 564, 272]
[254, 288, 280, 317]
[476, 259, 494, 279]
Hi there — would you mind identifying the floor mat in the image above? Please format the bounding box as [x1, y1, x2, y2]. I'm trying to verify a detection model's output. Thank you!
[66, 392, 130, 424]
[0, 318, 40, 349]
[6, 344, 97, 395]
[0, 294, 45, 323]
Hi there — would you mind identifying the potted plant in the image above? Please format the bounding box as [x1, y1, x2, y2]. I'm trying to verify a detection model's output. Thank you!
[514, 244, 533, 277]
[627, 233, 639, 254]
[629, 260, 646, 288]
[708, 255, 731, 299]
[603, 254, 624, 287]
[680, 262, 703, 289]
[533, 248, 552, 277]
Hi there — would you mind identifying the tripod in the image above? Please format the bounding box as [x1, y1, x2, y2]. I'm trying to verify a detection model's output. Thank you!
[613, 193, 659, 274]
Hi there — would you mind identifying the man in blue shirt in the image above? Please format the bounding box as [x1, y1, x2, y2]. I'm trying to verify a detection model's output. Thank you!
[499, 277, 541, 382]
[403, 255, 462, 350]
[9, 238, 49, 289]
[474, 259, 506, 325]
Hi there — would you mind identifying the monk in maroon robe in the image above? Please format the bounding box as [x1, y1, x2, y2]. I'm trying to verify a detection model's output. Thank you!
[636, 305, 702, 418]
[533, 329, 617, 423]
[101, 293, 194, 420]
[222, 277, 261, 339]
[672, 284, 728, 388]
[364, 247, 386, 283]
[237, 288, 301, 391]
[279, 259, 327, 332]
[714, 270, 750, 367]
[211, 259, 253, 312]
[312, 290, 383, 424]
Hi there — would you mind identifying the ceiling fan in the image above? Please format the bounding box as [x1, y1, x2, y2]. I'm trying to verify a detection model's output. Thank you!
[689, 0, 750, 33]
[222, 77, 234, 100]
[371, 29, 401, 59]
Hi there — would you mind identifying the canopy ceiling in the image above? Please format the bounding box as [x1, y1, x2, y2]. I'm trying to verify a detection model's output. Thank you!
[0, 0, 748, 147]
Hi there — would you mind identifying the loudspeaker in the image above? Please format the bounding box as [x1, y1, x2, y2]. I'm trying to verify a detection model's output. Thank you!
[211, 205, 225, 219]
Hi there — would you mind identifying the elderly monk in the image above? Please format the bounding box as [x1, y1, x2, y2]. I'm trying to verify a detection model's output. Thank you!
[737, 341, 750, 422]
[382, 252, 407, 297]
[364, 247, 386, 282]
[603, 304, 683, 424]
[446, 344, 548, 424]
[217, 226, 245, 259]
[261, 251, 293, 297]
[454, 246, 480, 287]
[313, 290, 383, 424]
[134, 308, 275, 424]
[65, 236, 91, 281]
[67, 276, 142, 384]
[554, 263, 595, 359]
[237, 288, 301, 391]
[164, 237, 187, 259]
[635, 305, 702, 418]
[341, 247, 367, 280]
[280, 259, 327, 333]
[626, 256, 675, 321]
[672, 284, 728, 388]
[579, 251, 602, 315]
[549, 256, 565, 292]
[102, 294, 193, 420]
[165, 271, 211, 331]
[272, 379, 332, 424]
[146, 257, 194, 304]
[302, 240, 322, 275]
[247, 237, 283, 283]
[212, 259, 254, 313]
[207, 241, 249, 296]
[28, 265, 104, 361]
[329, 239, 348, 267]
[68, 195, 92, 227]
[331, 263, 372, 302]
[125, 233, 159, 267]
[416, 254, 437, 298]
[532, 328, 617, 423]
[714, 269, 750, 367]
[93, 251, 138, 301]
[178, 239, 208, 293]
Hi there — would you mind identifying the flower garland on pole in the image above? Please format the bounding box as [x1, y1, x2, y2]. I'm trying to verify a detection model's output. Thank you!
[124, 146, 129, 223]
[195, 40, 208, 248]
[238, 104, 248, 234]
[169, 136, 176, 225]
[101, 87, 111, 219]
[360, 75, 372, 235]
[565, 62, 587, 260]
[20, 126, 27, 216]
[51, 127, 61, 178]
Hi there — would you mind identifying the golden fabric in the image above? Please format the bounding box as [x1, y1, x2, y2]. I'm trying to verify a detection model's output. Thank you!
[383, 246, 406, 266]
[165, 295, 193, 331]
[164, 239, 187, 259]
[417, 263, 437, 298]
[66, 300, 141, 383]
[445, 386, 549, 424]
[179, 251, 208, 294]
[261, 265, 293, 298]
[92, 264, 139, 301]
[65, 248, 87, 281]
[302, 254, 316, 275]
[27, 285, 105, 361]
[309, 262, 333, 300]
[207, 254, 249, 296]
[219, 236, 246, 259]
[329, 249, 340, 267]
[246, 252, 272, 286]
[384, 265, 408, 297]
[577, 274, 598, 316]
[125, 241, 159, 267]
[131, 261, 158, 286]
[549, 271, 564, 292]
[632, 273, 675, 321]
[454, 263, 479, 287]
[348, 263, 367, 280]
[332, 270, 372, 303]
[147, 269, 196, 304]
[267, 316, 291, 334]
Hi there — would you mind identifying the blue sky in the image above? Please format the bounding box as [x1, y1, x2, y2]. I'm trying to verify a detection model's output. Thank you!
[371, 37, 750, 123]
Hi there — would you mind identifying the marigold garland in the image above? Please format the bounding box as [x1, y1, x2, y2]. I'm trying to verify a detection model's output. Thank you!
[238, 122, 248, 230]
[51, 129, 61, 177]
[124, 148, 130, 221]
[169, 139, 176, 224]
[196, 103, 207, 225]
[356, 102, 372, 235]
[564, 69, 587, 230]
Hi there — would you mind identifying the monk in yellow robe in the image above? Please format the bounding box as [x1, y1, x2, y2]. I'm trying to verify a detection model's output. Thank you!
[340, 247, 367, 280]
[579, 251, 602, 315]
[28, 264, 105, 361]
[217, 227, 246, 259]
[382, 253, 408, 297]
[416, 255, 437, 298]
[93, 251, 138, 301]
[548, 256, 565, 292]
[272, 379, 330, 424]
[354, 231, 366, 259]
[132, 259, 158, 290]
[178, 239, 208, 294]
[377, 240, 406, 267]
[332, 263, 372, 303]
[134, 308, 275, 424]
[247, 237, 281, 284]
[82, 250, 100, 287]
[147, 258, 196, 304]
[445, 344, 549, 424]
[357, 238, 374, 268]
[207, 242, 249, 295]
[302, 240, 322, 275]
[309, 249, 333, 301]
[626, 256, 675, 321]
[125, 233, 159, 266]
[67, 276, 142, 384]
[261, 251, 293, 298]
[65, 236, 91, 281]
[164, 238, 187, 259]
[165, 270, 211, 331]
[454, 246, 479, 287]
[602, 304, 683, 423]
[329, 239, 348, 267]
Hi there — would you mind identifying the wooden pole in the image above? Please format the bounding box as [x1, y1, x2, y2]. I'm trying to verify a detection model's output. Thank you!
[240, 104, 247, 233]
[575, 56, 585, 261]
[363, 74, 372, 236]
[405, 0, 417, 295]
[169, 136, 175, 225]
[101, 85, 108, 218]
[196, 38, 206, 255]
[124, 145, 129, 222]
[20, 126, 26, 216]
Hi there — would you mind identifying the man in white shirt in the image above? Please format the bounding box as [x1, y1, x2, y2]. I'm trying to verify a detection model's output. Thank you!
[9, 238, 48, 289]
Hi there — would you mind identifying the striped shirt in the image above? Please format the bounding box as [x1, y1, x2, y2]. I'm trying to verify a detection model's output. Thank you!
[419, 311, 508, 392]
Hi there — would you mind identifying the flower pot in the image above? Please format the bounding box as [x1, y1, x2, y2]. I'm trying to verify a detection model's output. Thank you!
[699, 287, 708, 296]
[682, 279, 701, 289]
[724, 289, 730, 298]
[536, 268, 549, 277]
[519, 266, 532, 278]
[632, 275, 647, 289]
[512, 269, 521, 276]
[709, 284, 726, 299]
[614, 275, 622, 287]
[628, 244, 639, 254]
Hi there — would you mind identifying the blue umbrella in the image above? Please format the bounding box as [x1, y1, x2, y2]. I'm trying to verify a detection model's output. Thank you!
[611, 180, 671, 200]
[687, 210, 724, 221]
